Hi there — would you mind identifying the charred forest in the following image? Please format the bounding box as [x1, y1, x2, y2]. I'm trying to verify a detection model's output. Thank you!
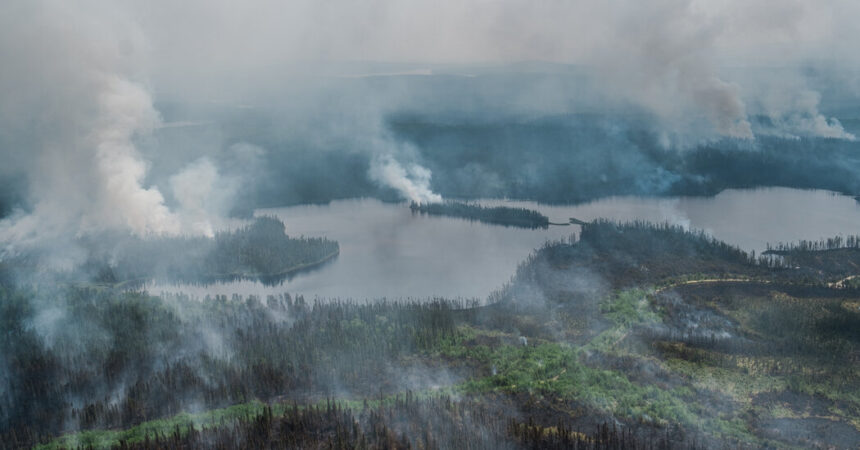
[2, 221, 859, 449]
[3, 1, 860, 449]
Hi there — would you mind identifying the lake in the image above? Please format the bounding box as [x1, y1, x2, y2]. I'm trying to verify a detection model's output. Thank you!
[144, 187, 860, 301]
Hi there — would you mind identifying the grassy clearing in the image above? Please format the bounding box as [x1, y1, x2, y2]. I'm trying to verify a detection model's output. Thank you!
[457, 342, 697, 427]
[39, 387, 467, 450]
[583, 288, 661, 354]
[665, 356, 786, 403]
[600, 288, 661, 327]
[37, 401, 268, 450]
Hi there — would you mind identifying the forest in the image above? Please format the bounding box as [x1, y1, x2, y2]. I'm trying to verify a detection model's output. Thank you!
[5, 3, 860, 448]
[2, 220, 858, 449]
[78, 216, 339, 285]
[409, 201, 550, 229]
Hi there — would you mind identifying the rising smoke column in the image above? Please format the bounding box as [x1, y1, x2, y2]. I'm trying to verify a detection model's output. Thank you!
[369, 153, 442, 204]
[0, 72, 191, 263]
[85, 75, 181, 236]
[3, 0, 860, 254]
[170, 157, 239, 237]
[0, 1, 231, 261]
[0, 71, 184, 245]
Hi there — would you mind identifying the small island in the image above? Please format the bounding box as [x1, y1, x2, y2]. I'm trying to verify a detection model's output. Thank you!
[410, 200, 550, 229]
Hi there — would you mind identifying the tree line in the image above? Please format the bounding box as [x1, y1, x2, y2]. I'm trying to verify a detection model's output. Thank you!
[0, 286, 464, 447]
[83, 216, 339, 285]
[410, 201, 550, 229]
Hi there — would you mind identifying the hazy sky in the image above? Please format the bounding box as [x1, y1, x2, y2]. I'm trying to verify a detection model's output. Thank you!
[1, 0, 858, 249]
[131, 1, 856, 65]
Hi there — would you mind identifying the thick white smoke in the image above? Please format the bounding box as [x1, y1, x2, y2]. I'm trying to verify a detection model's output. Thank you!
[369, 154, 442, 204]
[0, 75, 239, 268]
[87, 76, 181, 236]
[0, 72, 232, 251]
[170, 158, 239, 237]
[2, 0, 860, 258]
[0, 1, 235, 258]
[0, 75, 178, 249]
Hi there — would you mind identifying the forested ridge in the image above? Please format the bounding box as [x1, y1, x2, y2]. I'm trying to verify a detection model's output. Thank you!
[5, 6, 860, 449]
[0, 288, 466, 447]
[3, 220, 859, 449]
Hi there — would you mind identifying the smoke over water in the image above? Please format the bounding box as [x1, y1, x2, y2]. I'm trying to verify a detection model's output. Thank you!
[3, 2, 860, 449]
[1, 0, 860, 256]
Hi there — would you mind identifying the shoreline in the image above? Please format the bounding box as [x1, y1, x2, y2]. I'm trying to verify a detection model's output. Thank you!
[112, 249, 341, 290]
[203, 248, 341, 281]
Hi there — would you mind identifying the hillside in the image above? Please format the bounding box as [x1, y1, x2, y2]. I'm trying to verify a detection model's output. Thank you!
[2, 221, 858, 449]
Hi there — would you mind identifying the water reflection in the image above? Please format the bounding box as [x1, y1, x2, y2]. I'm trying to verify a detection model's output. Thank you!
[144, 188, 860, 301]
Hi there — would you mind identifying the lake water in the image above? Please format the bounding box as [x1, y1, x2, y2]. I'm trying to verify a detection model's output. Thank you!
[144, 188, 860, 301]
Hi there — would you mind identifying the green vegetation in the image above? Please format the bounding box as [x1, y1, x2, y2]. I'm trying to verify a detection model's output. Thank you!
[459, 343, 698, 426]
[35, 401, 268, 450]
[38, 394, 663, 450]
[5, 220, 860, 449]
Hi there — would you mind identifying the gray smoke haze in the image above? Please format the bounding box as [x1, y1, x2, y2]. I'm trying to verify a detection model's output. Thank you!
[170, 157, 239, 237]
[1, 0, 859, 250]
[736, 70, 857, 140]
[0, 2, 229, 257]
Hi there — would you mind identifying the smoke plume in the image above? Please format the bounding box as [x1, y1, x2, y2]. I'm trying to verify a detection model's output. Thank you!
[3, 0, 860, 255]
[586, 0, 753, 145]
[369, 153, 442, 204]
[170, 158, 238, 237]
[0, 1, 237, 258]
[759, 85, 855, 140]
[88, 76, 180, 236]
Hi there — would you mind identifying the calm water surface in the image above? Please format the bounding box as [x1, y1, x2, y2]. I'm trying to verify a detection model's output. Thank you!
[145, 188, 860, 301]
